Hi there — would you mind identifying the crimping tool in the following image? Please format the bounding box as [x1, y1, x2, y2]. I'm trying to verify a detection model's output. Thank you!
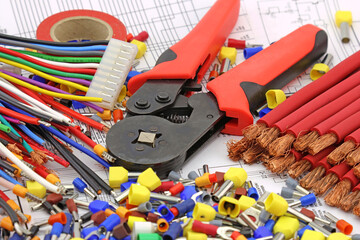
[106, 0, 328, 176]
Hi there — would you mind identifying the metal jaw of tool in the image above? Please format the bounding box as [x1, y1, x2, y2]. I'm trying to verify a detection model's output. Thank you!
[107, 92, 227, 177]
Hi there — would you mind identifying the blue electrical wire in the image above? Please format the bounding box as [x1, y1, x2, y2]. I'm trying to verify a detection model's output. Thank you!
[41, 125, 110, 169]
[0, 100, 36, 118]
[33, 43, 107, 52]
[0, 169, 22, 186]
[16, 124, 45, 146]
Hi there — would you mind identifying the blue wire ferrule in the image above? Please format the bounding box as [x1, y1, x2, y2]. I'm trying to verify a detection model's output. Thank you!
[247, 187, 259, 201]
[298, 225, 313, 238]
[264, 219, 276, 232]
[254, 226, 273, 239]
[259, 107, 272, 118]
[51, 222, 63, 238]
[162, 222, 182, 240]
[158, 204, 175, 222]
[62, 213, 73, 234]
[99, 214, 121, 232]
[172, 199, 195, 217]
[89, 200, 109, 213]
[243, 46, 263, 59]
[73, 177, 87, 192]
[180, 186, 197, 200]
[300, 193, 317, 206]
[81, 226, 99, 240]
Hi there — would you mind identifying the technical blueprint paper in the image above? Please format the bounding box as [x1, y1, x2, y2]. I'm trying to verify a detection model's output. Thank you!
[0, 0, 359, 235]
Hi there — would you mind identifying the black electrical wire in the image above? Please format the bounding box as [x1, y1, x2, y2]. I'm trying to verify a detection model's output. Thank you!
[0, 38, 103, 57]
[0, 160, 17, 174]
[0, 137, 8, 146]
[0, 32, 109, 46]
[0, 92, 53, 122]
[34, 126, 102, 194]
[6, 132, 22, 143]
[0, 197, 19, 224]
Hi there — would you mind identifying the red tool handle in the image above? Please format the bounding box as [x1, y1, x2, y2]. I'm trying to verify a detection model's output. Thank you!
[328, 112, 360, 144]
[273, 72, 360, 132]
[345, 128, 360, 144]
[208, 24, 327, 135]
[303, 146, 335, 168]
[287, 83, 360, 137]
[127, 0, 240, 94]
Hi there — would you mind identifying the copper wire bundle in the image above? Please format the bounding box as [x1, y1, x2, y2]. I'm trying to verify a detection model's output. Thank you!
[340, 189, 360, 211]
[324, 179, 352, 207]
[268, 134, 295, 157]
[268, 154, 296, 173]
[299, 165, 327, 190]
[346, 146, 360, 166]
[293, 131, 319, 152]
[256, 127, 280, 148]
[242, 143, 264, 164]
[353, 201, 360, 216]
[242, 123, 266, 141]
[327, 141, 356, 165]
[227, 138, 251, 161]
[312, 172, 339, 196]
[288, 160, 312, 178]
[308, 133, 338, 155]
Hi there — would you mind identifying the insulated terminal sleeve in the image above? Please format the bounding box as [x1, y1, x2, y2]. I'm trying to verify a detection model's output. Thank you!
[286, 83, 360, 137]
[328, 111, 360, 144]
[127, 0, 239, 94]
[311, 97, 360, 136]
[316, 156, 333, 172]
[291, 149, 304, 161]
[192, 220, 218, 237]
[327, 162, 351, 178]
[345, 128, 360, 144]
[303, 146, 335, 168]
[208, 24, 327, 135]
[353, 183, 360, 192]
[341, 169, 360, 189]
[258, 50, 360, 128]
[273, 71, 360, 132]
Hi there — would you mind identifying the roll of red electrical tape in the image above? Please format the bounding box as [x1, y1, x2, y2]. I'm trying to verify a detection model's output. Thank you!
[36, 10, 127, 42]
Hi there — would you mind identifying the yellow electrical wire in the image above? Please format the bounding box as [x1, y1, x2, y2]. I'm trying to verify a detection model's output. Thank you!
[0, 57, 89, 92]
[0, 72, 102, 102]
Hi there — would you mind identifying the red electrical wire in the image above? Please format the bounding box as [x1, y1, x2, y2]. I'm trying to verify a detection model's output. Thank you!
[16, 129, 69, 167]
[68, 126, 97, 148]
[0, 106, 41, 125]
[12, 83, 47, 105]
[39, 95, 105, 131]
[0, 46, 96, 75]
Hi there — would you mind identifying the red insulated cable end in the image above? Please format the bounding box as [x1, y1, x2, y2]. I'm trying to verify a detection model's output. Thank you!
[66, 199, 77, 213]
[48, 212, 67, 225]
[46, 193, 63, 205]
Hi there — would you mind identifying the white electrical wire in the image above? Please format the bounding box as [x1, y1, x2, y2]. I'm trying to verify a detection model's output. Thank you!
[0, 78, 72, 125]
[0, 142, 60, 193]
[27, 55, 99, 69]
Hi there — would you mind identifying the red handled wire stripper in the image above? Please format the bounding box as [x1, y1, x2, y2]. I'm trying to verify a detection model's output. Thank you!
[106, 0, 328, 176]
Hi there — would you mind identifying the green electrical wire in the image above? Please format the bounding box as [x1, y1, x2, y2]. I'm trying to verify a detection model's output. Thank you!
[13, 49, 102, 63]
[0, 114, 33, 153]
[0, 123, 10, 133]
[0, 52, 93, 80]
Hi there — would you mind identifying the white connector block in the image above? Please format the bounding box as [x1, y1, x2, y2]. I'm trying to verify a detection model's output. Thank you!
[86, 38, 138, 110]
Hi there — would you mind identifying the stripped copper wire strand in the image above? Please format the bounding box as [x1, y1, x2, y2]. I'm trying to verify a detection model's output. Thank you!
[256, 127, 280, 148]
[227, 138, 251, 161]
[299, 166, 326, 190]
[6, 143, 23, 156]
[308, 133, 337, 155]
[242, 143, 264, 164]
[288, 160, 312, 179]
[268, 134, 295, 157]
[327, 141, 356, 165]
[353, 164, 360, 179]
[340, 190, 360, 211]
[242, 122, 266, 141]
[324, 179, 352, 207]
[267, 154, 296, 173]
[352, 200, 360, 216]
[345, 146, 360, 166]
[293, 131, 319, 152]
[312, 172, 339, 196]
